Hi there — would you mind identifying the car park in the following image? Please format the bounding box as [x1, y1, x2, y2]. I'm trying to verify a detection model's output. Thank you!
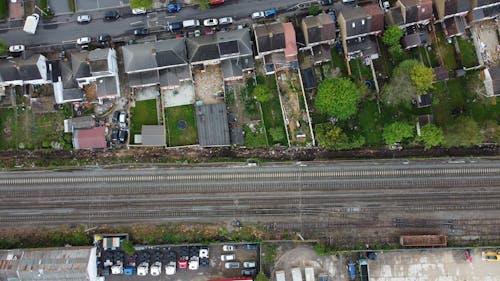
[98, 34, 111, 43]
[134, 28, 149, 36]
[225, 262, 240, 269]
[203, 18, 218, 27]
[167, 3, 182, 12]
[104, 10, 120, 21]
[243, 261, 256, 268]
[77, 15, 91, 24]
[8, 45, 25, 53]
[218, 17, 233, 25]
[242, 269, 257, 276]
[243, 244, 258, 250]
[221, 254, 235, 261]
[132, 8, 146, 15]
[76, 37, 91, 45]
[222, 245, 235, 251]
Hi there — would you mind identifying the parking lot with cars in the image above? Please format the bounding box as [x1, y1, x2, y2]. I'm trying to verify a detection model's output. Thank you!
[101, 243, 259, 280]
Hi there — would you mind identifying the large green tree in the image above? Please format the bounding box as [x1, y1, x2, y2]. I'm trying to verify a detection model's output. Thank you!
[381, 60, 419, 105]
[416, 124, 445, 149]
[130, 0, 153, 9]
[382, 122, 415, 145]
[409, 63, 435, 94]
[382, 25, 403, 47]
[444, 116, 483, 147]
[253, 84, 271, 103]
[315, 78, 361, 120]
[315, 123, 365, 150]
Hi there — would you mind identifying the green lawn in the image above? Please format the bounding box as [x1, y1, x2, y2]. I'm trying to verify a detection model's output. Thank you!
[243, 124, 268, 147]
[130, 99, 158, 143]
[457, 38, 479, 68]
[0, 0, 8, 20]
[436, 31, 457, 70]
[408, 47, 439, 68]
[331, 49, 347, 77]
[165, 105, 198, 146]
[257, 75, 287, 145]
[357, 101, 384, 145]
[349, 59, 372, 83]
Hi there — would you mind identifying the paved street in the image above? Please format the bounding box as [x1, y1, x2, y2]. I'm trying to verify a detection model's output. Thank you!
[0, 0, 309, 47]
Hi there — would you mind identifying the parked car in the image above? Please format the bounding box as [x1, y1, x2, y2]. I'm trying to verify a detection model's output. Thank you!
[112, 111, 120, 123]
[182, 19, 200, 28]
[243, 244, 258, 250]
[243, 261, 256, 268]
[132, 8, 146, 15]
[220, 254, 235, 261]
[168, 22, 183, 31]
[98, 34, 111, 43]
[118, 130, 128, 144]
[203, 18, 218, 27]
[209, 0, 224, 6]
[133, 28, 149, 36]
[104, 10, 120, 21]
[76, 14, 91, 23]
[199, 248, 209, 259]
[76, 37, 91, 45]
[178, 258, 188, 269]
[251, 11, 265, 20]
[242, 269, 257, 276]
[222, 245, 235, 252]
[225, 262, 240, 269]
[8, 45, 25, 53]
[119, 111, 127, 127]
[165, 261, 176, 275]
[111, 128, 119, 141]
[218, 17, 233, 25]
[167, 3, 182, 12]
[321, 0, 333, 5]
[264, 8, 277, 17]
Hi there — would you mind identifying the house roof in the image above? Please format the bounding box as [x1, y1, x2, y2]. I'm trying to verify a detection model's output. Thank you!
[196, 103, 230, 146]
[67, 116, 95, 130]
[254, 23, 286, 53]
[417, 93, 432, 107]
[472, 4, 500, 22]
[341, 5, 384, 37]
[400, 0, 433, 23]
[386, 6, 405, 25]
[63, 88, 84, 102]
[346, 35, 379, 56]
[444, 0, 471, 16]
[443, 15, 466, 37]
[487, 64, 500, 96]
[159, 65, 190, 88]
[71, 52, 91, 79]
[88, 48, 110, 73]
[301, 68, 316, 90]
[141, 125, 165, 146]
[47, 60, 61, 82]
[60, 61, 78, 89]
[0, 61, 21, 82]
[302, 13, 336, 45]
[186, 29, 253, 63]
[312, 44, 332, 64]
[283, 22, 298, 62]
[122, 38, 187, 72]
[476, 0, 498, 7]
[128, 70, 160, 87]
[95, 76, 117, 97]
[402, 33, 423, 49]
[17, 54, 43, 81]
[73, 126, 107, 149]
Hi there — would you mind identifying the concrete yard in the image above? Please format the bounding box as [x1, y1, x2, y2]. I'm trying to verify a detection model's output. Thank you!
[162, 82, 195, 108]
[369, 248, 500, 281]
[193, 65, 224, 105]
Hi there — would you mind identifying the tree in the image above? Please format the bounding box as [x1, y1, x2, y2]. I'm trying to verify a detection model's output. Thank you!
[0, 38, 7, 56]
[382, 25, 403, 47]
[315, 78, 361, 120]
[121, 239, 136, 255]
[255, 272, 270, 281]
[308, 5, 321, 16]
[269, 127, 286, 143]
[381, 60, 419, 105]
[253, 84, 272, 103]
[130, 0, 153, 9]
[416, 124, 445, 149]
[382, 122, 415, 145]
[444, 116, 483, 147]
[315, 123, 365, 150]
[409, 63, 435, 94]
[191, 0, 210, 9]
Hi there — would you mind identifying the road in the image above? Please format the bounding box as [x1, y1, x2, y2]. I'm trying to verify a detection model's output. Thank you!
[0, 0, 310, 46]
[0, 159, 499, 244]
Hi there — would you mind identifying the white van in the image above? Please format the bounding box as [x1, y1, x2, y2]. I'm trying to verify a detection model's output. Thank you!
[182, 19, 200, 28]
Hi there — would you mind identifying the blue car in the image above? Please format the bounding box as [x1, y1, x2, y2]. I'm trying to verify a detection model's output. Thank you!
[347, 263, 356, 280]
[264, 8, 276, 17]
[167, 3, 182, 13]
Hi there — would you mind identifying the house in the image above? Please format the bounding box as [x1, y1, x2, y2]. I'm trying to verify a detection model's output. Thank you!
[195, 103, 230, 147]
[73, 126, 107, 149]
[186, 29, 255, 81]
[434, 0, 471, 38]
[64, 115, 95, 132]
[122, 38, 191, 89]
[0, 247, 97, 281]
[140, 125, 165, 146]
[254, 22, 299, 74]
[471, 0, 500, 23]
[0, 54, 49, 87]
[300, 13, 336, 64]
[483, 64, 500, 97]
[49, 60, 84, 104]
[386, 0, 434, 27]
[338, 4, 384, 59]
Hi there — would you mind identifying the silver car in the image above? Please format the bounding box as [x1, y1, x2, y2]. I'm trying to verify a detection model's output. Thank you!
[77, 15, 92, 23]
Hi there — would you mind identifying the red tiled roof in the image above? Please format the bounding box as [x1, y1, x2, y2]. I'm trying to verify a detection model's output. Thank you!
[362, 4, 384, 33]
[76, 126, 107, 149]
[283, 23, 298, 62]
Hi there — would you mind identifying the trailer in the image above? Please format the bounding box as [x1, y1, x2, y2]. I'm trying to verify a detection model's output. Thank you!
[23, 14, 40, 34]
[359, 259, 369, 281]
[400, 235, 447, 247]
[291, 268, 302, 281]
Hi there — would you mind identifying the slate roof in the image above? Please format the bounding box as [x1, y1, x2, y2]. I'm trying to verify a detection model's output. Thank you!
[73, 126, 107, 149]
[302, 13, 336, 45]
[95, 76, 117, 97]
[63, 88, 84, 101]
[476, 0, 498, 7]
[60, 61, 78, 89]
[16, 54, 44, 81]
[403, 33, 423, 49]
[159, 66, 190, 87]
[47, 60, 61, 82]
[312, 44, 332, 64]
[71, 52, 91, 79]
[487, 64, 500, 96]
[444, 0, 471, 16]
[0, 61, 21, 82]
[196, 103, 230, 146]
[88, 48, 110, 73]
[254, 23, 286, 53]
[221, 59, 243, 80]
[128, 70, 160, 87]
[400, 0, 433, 23]
[186, 29, 253, 63]
[141, 125, 165, 146]
[341, 4, 384, 38]
[386, 7, 405, 25]
[346, 35, 379, 56]
[472, 4, 500, 22]
[67, 116, 95, 130]
[122, 38, 187, 72]
[443, 15, 466, 37]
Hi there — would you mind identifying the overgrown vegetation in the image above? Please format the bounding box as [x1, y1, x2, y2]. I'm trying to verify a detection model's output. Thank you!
[130, 0, 153, 9]
[0, 0, 8, 19]
[243, 124, 268, 147]
[257, 75, 287, 145]
[68, 0, 76, 13]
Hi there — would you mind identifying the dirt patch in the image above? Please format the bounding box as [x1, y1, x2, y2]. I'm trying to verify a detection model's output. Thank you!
[193, 65, 224, 104]
[473, 20, 499, 65]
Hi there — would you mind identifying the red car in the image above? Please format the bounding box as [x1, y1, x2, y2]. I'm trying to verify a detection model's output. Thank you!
[178, 258, 188, 269]
[209, 0, 224, 6]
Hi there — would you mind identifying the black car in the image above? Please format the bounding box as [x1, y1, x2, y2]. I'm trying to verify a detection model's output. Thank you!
[112, 111, 120, 123]
[98, 34, 111, 43]
[243, 244, 259, 250]
[242, 269, 257, 277]
[119, 130, 128, 144]
[104, 10, 120, 21]
[111, 128, 119, 141]
[133, 28, 149, 36]
[168, 22, 182, 31]
[321, 0, 333, 5]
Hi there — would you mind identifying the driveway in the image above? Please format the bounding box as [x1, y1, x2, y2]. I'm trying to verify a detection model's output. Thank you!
[49, 0, 72, 15]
